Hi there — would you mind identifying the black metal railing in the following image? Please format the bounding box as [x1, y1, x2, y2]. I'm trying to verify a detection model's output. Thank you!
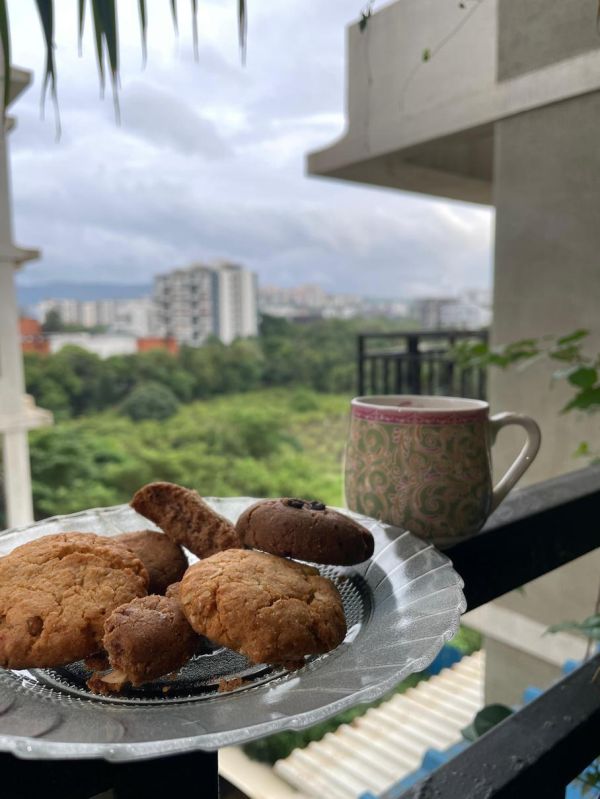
[357, 329, 488, 398]
[3, 466, 600, 798]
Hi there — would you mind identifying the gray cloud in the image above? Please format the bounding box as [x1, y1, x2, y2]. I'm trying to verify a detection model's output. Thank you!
[9, 0, 492, 298]
[119, 82, 232, 157]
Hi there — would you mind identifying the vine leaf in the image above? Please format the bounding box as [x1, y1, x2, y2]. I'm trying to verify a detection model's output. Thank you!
[462, 704, 513, 742]
[547, 614, 600, 640]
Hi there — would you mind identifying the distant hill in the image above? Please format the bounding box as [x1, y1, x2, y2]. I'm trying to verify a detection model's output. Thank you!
[16, 282, 152, 309]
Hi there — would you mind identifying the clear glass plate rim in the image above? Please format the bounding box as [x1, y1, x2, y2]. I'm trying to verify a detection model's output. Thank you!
[0, 499, 466, 761]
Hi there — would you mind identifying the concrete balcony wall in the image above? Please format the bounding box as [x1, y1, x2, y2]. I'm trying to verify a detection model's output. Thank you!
[308, 0, 600, 706]
[308, 0, 600, 204]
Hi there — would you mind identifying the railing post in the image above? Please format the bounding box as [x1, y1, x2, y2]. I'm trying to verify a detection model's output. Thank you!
[407, 334, 421, 394]
[357, 334, 365, 396]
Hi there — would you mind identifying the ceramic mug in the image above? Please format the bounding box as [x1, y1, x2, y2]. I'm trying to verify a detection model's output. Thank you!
[344, 395, 541, 548]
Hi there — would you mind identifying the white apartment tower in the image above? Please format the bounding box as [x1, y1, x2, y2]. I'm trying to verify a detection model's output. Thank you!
[154, 262, 258, 346]
[215, 261, 259, 345]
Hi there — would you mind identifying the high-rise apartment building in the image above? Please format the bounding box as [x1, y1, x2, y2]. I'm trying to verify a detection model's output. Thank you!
[153, 262, 258, 346]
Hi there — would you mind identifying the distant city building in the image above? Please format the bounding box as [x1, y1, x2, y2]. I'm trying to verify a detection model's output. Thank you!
[137, 337, 179, 356]
[259, 283, 408, 320]
[35, 297, 155, 337]
[48, 333, 138, 358]
[44, 333, 179, 359]
[412, 292, 492, 330]
[154, 262, 258, 346]
[19, 318, 49, 354]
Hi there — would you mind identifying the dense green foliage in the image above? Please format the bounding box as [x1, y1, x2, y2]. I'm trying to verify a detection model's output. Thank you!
[120, 381, 180, 421]
[16, 390, 348, 524]
[24, 316, 413, 420]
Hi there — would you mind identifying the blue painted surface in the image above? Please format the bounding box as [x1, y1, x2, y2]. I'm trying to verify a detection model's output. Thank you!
[359, 648, 598, 799]
[423, 644, 463, 676]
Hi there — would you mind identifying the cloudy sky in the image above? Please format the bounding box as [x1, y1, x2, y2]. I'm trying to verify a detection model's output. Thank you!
[9, 0, 493, 298]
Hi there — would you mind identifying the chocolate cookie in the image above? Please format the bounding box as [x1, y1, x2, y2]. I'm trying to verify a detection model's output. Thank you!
[131, 482, 242, 558]
[0, 533, 148, 669]
[115, 530, 188, 595]
[91, 594, 200, 689]
[180, 549, 347, 665]
[236, 498, 375, 565]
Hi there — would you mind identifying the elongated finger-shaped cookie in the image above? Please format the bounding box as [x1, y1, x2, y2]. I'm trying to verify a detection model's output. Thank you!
[131, 482, 242, 558]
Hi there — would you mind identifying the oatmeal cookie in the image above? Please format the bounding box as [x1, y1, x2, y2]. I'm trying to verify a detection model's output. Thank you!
[115, 530, 188, 595]
[131, 482, 241, 558]
[0, 533, 148, 669]
[180, 549, 347, 665]
[236, 498, 375, 565]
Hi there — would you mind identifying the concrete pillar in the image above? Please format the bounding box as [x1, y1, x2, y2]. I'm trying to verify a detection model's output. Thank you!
[484, 92, 600, 703]
[2, 430, 34, 526]
[0, 73, 51, 529]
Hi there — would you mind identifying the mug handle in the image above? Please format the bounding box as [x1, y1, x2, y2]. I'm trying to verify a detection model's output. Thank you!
[490, 412, 541, 511]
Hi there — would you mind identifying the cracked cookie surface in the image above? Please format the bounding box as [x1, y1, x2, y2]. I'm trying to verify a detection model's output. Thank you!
[236, 498, 375, 565]
[180, 549, 347, 665]
[0, 533, 148, 669]
[131, 482, 242, 558]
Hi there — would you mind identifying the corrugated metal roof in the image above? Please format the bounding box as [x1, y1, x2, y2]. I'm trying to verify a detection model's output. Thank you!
[220, 650, 484, 799]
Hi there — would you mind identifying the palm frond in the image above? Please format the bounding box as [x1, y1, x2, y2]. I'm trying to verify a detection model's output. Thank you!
[0, 0, 10, 118]
[191, 0, 198, 61]
[90, 0, 106, 96]
[78, 0, 85, 55]
[138, 0, 147, 66]
[0, 0, 250, 119]
[34, 0, 61, 137]
[239, 0, 247, 64]
[92, 0, 120, 121]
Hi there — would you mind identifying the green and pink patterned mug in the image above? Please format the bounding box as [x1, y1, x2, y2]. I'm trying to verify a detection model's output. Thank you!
[344, 395, 541, 548]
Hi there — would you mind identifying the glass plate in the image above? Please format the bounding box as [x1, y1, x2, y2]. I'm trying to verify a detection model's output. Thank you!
[0, 499, 465, 761]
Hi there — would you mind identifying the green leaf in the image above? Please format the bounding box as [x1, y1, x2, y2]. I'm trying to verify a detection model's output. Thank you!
[550, 345, 583, 363]
[547, 614, 600, 640]
[462, 704, 513, 741]
[0, 0, 10, 117]
[422, 47, 431, 61]
[461, 721, 477, 742]
[238, 0, 247, 64]
[573, 441, 591, 458]
[567, 366, 598, 389]
[562, 387, 600, 413]
[138, 0, 147, 66]
[557, 329, 589, 346]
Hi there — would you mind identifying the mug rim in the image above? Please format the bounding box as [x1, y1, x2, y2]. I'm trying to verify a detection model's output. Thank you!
[351, 395, 489, 414]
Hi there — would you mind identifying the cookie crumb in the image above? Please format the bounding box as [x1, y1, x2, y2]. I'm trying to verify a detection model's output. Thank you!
[84, 652, 110, 671]
[218, 677, 245, 693]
